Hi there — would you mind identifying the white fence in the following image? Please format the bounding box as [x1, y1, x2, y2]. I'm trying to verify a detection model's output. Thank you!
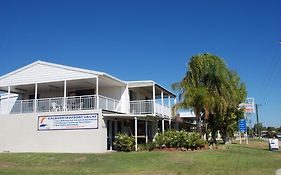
[129, 100, 171, 116]
[1, 95, 120, 114]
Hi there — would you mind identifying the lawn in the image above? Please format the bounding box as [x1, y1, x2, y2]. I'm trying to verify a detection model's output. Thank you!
[0, 140, 280, 175]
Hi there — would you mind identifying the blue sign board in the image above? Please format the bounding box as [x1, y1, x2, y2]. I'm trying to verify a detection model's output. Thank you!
[239, 119, 247, 133]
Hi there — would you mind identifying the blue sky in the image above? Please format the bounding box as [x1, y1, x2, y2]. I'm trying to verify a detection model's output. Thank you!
[0, 0, 280, 127]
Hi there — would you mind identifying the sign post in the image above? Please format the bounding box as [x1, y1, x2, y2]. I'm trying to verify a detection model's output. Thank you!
[238, 97, 255, 144]
[239, 118, 247, 144]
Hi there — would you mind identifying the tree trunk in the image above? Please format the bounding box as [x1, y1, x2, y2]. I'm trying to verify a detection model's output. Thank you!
[194, 108, 201, 133]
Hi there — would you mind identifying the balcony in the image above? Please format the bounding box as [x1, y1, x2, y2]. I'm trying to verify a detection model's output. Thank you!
[129, 100, 171, 117]
[1, 95, 121, 114]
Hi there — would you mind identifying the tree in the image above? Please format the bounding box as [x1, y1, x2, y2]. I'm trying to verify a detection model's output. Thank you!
[172, 53, 226, 133]
[213, 71, 247, 143]
[172, 53, 247, 143]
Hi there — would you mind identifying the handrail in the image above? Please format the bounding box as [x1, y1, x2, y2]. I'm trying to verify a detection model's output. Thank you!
[129, 100, 171, 117]
[99, 95, 119, 103]
[1, 95, 120, 114]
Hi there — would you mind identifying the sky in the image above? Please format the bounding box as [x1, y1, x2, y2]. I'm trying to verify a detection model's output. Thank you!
[0, 0, 280, 127]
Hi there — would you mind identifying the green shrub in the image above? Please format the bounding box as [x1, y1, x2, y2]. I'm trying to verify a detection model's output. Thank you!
[114, 133, 135, 152]
[154, 132, 165, 148]
[146, 141, 156, 151]
[154, 130, 206, 149]
[138, 142, 156, 151]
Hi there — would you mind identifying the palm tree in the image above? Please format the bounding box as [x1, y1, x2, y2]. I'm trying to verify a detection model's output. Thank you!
[172, 53, 244, 142]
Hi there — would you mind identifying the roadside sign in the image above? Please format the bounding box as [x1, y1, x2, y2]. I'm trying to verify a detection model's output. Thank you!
[245, 98, 255, 113]
[239, 119, 247, 133]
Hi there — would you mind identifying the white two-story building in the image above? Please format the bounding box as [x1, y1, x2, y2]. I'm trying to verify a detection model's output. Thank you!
[0, 61, 176, 153]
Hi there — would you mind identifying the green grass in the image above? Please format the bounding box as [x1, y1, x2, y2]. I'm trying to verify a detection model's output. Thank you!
[0, 141, 280, 175]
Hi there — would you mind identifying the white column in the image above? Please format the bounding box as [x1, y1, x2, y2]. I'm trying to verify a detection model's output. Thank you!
[135, 117, 138, 151]
[161, 91, 164, 133]
[152, 85, 156, 115]
[109, 120, 112, 150]
[245, 113, 248, 144]
[168, 95, 171, 108]
[34, 83, 38, 112]
[63, 80, 67, 111]
[161, 91, 164, 116]
[162, 119, 165, 133]
[96, 77, 99, 109]
[7, 86, 10, 99]
[169, 119, 171, 129]
[145, 120, 148, 143]
[168, 95, 171, 129]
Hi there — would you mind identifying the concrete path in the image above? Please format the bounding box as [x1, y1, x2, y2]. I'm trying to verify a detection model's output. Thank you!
[276, 168, 281, 175]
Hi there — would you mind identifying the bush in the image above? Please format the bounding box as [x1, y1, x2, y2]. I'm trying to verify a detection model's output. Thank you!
[114, 133, 135, 152]
[154, 130, 206, 149]
[138, 142, 156, 151]
[146, 141, 156, 151]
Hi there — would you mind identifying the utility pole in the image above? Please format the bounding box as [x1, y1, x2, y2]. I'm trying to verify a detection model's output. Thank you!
[255, 104, 260, 137]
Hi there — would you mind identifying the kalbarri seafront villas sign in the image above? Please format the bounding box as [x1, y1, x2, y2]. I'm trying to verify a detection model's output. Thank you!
[38, 114, 98, 131]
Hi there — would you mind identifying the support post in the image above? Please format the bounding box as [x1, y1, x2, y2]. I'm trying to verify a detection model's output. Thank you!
[96, 77, 99, 109]
[135, 117, 138, 151]
[162, 119, 165, 133]
[7, 86, 10, 99]
[239, 132, 242, 144]
[168, 95, 171, 108]
[114, 120, 118, 137]
[169, 119, 171, 129]
[168, 95, 171, 128]
[145, 120, 148, 143]
[245, 113, 248, 144]
[63, 80, 67, 111]
[109, 120, 112, 150]
[34, 83, 38, 112]
[255, 104, 260, 137]
[161, 91, 164, 116]
[152, 84, 156, 115]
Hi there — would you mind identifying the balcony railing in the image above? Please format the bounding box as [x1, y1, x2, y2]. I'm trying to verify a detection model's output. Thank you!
[129, 100, 171, 117]
[130, 100, 153, 114]
[2, 95, 121, 114]
[99, 95, 121, 112]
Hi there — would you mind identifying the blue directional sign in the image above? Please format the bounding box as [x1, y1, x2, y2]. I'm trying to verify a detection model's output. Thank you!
[239, 119, 247, 133]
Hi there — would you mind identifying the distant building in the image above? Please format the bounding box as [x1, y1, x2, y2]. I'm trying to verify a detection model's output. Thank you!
[176, 111, 197, 131]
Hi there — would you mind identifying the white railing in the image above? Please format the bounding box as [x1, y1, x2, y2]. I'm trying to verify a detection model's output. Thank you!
[10, 99, 35, 114]
[99, 95, 121, 112]
[130, 100, 171, 117]
[1, 95, 121, 114]
[129, 100, 153, 114]
[37, 97, 64, 112]
[66, 95, 96, 111]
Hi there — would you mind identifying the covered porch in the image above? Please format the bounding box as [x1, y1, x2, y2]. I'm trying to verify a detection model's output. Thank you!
[0, 77, 125, 114]
[104, 114, 171, 151]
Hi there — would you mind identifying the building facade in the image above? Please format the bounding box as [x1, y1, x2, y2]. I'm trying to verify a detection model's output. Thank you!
[0, 61, 176, 153]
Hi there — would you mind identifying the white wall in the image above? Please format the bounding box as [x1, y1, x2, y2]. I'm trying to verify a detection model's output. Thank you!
[0, 109, 107, 153]
[120, 85, 129, 114]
